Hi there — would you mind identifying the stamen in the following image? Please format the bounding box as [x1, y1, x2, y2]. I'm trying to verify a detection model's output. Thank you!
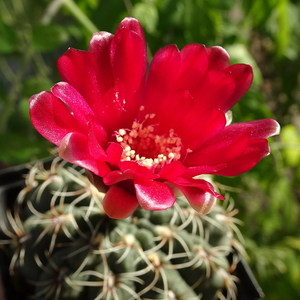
[114, 118, 183, 171]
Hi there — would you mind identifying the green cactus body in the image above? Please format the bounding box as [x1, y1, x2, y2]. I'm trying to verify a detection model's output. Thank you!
[0, 159, 243, 300]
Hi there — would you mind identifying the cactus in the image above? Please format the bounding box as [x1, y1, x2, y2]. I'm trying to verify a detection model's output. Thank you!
[0, 158, 244, 300]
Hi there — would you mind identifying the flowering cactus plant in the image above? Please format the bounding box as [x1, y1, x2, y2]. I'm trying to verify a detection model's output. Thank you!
[29, 18, 279, 219]
[1, 17, 279, 300]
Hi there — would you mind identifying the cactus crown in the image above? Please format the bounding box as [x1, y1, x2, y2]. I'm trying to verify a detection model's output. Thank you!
[0, 158, 244, 300]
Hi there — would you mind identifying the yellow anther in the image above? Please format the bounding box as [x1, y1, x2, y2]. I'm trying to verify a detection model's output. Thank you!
[119, 129, 127, 136]
[168, 153, 175, 159]
[129, 129, 138, 138]
[114, 116, 183, 171]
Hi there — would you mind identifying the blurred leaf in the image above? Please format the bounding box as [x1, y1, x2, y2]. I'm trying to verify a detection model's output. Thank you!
[265, 176, 298, 233]
[0, 132, 51, 164]
[281, 124, 300, 167]
[64, 24, 85, 41]
[272, 244, 300, 294]
[0, 21, 19, 53]
[217, 0, 236, 10]
[266, 0, 290, 57]
[22, 77, 53, 99]
[243, 0, 279, 27]
[132, 2, 159, 34]
[284, 3, 300, 60]
[209, 0, 236, 10]
[183, 0, 222, 44]
[62, 0, 98, 34]
[88, 0, 126, 32]
[283, 236, 300, 251]
[31, 24, 67, 51]
[77, 0, 98, 10]
[19, 98, 30, 123]
[275, 0, 290, 57]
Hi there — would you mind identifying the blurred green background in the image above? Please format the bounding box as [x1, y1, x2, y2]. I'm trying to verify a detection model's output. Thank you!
[0, 0, 300, 298]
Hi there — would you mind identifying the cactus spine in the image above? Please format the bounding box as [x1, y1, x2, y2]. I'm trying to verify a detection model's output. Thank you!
[0, 158, 244, 300]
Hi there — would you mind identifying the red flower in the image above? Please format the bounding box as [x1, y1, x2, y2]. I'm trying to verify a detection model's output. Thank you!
[29, 18, 280, 219]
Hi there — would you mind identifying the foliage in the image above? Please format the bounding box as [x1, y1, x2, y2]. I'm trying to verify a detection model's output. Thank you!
[0, 0, 300, 299]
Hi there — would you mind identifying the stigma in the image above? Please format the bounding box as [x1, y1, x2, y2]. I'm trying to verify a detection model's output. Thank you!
[115, 115, 182, 171]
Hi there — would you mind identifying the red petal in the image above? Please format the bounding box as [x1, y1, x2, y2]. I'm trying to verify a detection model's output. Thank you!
[57, 48, 104, 116]
[143, 45, 181, 115]
[223, 119, 280, 139]
[142, 45, 231, 120]
[29, 91, 81, 145]
[142, 45, 211, 128]
[103, 163, 158, 186]
[172, 177, 223, 199]
[106, 143, 123, 167]
[220, 64, 253, 111]
[103, 170, 132, 186]
[145, 91, 226, 150]
[207, 46, 230, 70]
[192, 69, 236, 112]
[185, 128, 250, 166]
[86, 114, 108, 147]
[215, 139, 271, 176]
[190, 63, 252, 113]
[185, 118, 279, 166]
[51, 83, 109, 145]
[119, 161, 158, 179]
[142, 45, 252, 131]
[158, 161, 187, 179]
[174, 44, 209, 91]
[101, 82, 128, 132]
[110, 18, 147, 125]
[118, 17, 145, 37]
[150, 89, 193, 134]
[103, 185, 139, 219]
[134, 180, 176, 210]
[89, 31, 114, 92]
[87, 123, 108, 159]
[51, 82, 94, 125]
[58, 132, 110, 177]
[178, 186, 218, 214]
[183, 164, 227, 178]
[174, 106, 226, 150]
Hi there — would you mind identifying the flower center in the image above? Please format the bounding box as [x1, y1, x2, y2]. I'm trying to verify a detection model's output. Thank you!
[115, 114, 182, 170]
